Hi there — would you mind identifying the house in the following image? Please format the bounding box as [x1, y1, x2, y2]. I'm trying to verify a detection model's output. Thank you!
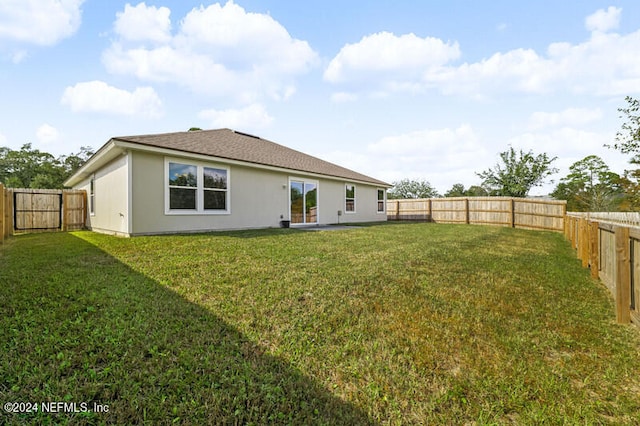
[64, 129, 391, 236]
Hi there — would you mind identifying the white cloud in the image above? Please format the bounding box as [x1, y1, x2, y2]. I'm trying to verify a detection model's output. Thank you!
[11, 50, 27, 63]
[321, 125, 490, 191]
[425, 25, 640, 97]
[425, 48, 555, 95]
[508, 127, 608, 159]
[103, 1, 318, 103]
[0, 0, 84, 46]
[324, 31, 460, 86]
[326, 8, 640, 99]
[198, 104, 273, 130]
[60, 80, 163, 118]
[114, 2, 171, 43]
[368, 125, 478, 157]
[527, 107, 603, 130]
[330, 92, 358, 103]
[36, 124, 60, 145]
[585, 6, 621, 33]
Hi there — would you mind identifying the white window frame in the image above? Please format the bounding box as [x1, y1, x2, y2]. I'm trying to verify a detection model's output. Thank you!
[345, 183, 356, 214]
[288, 177, 319, 225]
[89, 174, 95, 216]
[377, 188, 386, 214]
[164, 157, 230, 215]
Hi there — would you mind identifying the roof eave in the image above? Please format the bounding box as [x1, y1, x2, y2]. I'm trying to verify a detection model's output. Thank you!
[63, 140, 126, 187]
[111, 140, 391, 187]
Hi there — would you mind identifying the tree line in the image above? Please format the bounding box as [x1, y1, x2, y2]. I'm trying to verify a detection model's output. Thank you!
[1, 98, 639, 211]
[0, 144, 93, 189]
[389, 96, 640, 212]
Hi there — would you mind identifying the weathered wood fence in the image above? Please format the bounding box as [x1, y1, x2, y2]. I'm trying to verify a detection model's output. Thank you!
[1, 183, 9, 242]
[0, 184, 86, 242]
[565, 213, 640, 326]
[387, 197, 567, 232]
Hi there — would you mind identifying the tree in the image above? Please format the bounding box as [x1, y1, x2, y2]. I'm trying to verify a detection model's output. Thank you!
[608, 96, 640, 161]
[606, 96, 640, 209]
[60, 146, 94, 175]
[444, 183, 466, 197]
[476, 147, 558, 197]
[466, 185, 490, 196]
[388, 179, 439, 199]
[444, 183, 489, 197]
[0, 144, 93, 189]
[551, 155, 623, 211]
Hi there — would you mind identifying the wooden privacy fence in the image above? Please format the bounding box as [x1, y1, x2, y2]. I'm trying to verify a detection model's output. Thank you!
[387, 197, 567, 232]
[1, 183, 9, 242]
[565, 213, 640, 326]
[0, 184, 86, 242]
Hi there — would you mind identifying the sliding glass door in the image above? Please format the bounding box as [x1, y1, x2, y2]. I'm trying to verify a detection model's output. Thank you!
[290, 180, 317, 224]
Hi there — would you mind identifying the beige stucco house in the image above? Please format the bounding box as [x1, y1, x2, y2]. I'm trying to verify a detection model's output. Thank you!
[64, 129, 390, 236]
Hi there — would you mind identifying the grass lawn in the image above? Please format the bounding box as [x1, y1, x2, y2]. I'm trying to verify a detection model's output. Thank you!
[1, 223, 640, 425]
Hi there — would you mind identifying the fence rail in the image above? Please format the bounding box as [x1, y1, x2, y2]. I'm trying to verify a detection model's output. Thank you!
[387, 197, 567, 232]
[565, 213, 640, 326]
[0, 184, 86, 241]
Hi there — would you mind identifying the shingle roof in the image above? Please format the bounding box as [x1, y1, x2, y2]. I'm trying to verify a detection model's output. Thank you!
[113, 128, 389, 186]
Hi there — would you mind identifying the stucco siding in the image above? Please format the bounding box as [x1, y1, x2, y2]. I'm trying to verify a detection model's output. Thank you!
[130, 151, 290, 235]
[81, 154, 129, 235]
[319, 181, 386, 225]
[113, 151, 387, 235]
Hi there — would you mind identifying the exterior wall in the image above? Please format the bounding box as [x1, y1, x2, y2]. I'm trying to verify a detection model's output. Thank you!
[123, 150, 386, 236]
[130, 151, 290, 235]
[318, 181, 387, 225]
[78, 154, 129, 236]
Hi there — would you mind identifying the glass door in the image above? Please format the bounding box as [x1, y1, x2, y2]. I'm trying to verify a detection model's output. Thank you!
[290, 180, 318, 224]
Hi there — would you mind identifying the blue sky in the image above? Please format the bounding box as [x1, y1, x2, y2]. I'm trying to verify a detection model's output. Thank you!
[1, 1, 639, 194]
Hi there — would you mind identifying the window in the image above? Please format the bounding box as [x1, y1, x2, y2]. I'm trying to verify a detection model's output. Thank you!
[290, 179, 318, 224]
[345, 184, 355, 213]
[89, 175, 95, 215]
[168, 163, 197, 209]
[166, 159, 229, 214]
[377, 189, 385, 213]
[203, 167, 227, 210]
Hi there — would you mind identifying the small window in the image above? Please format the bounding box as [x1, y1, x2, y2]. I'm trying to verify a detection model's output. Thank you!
[203, 167, 227, 210]
[89, 175, 95, 215]
[168, 162, 197, 210]
[345, 184, 356, 213]
[377, 189, 385, 213]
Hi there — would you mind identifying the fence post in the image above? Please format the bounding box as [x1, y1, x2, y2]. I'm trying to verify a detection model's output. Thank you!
[615, 225, 631, 324]
[395, 200, 400, 221]
[428, 198, 432, 222]
[5, 188, 12, 238]
[589, 221, 599, 280]
[62, 191, 68, 232]
[571, 217, 577, 250]
[510, 198, 515, 228]
[465, 198, 470, 224]
[579, 218, 589, 268]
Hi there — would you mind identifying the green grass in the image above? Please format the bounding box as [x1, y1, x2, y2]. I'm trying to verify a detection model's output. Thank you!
[1, 223, 640, 424]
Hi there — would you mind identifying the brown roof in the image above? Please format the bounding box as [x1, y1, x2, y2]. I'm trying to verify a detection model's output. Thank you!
[113, 128, 389, 186]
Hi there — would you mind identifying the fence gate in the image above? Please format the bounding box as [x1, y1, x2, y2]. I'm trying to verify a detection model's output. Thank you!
[14, 190, 63, 231]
